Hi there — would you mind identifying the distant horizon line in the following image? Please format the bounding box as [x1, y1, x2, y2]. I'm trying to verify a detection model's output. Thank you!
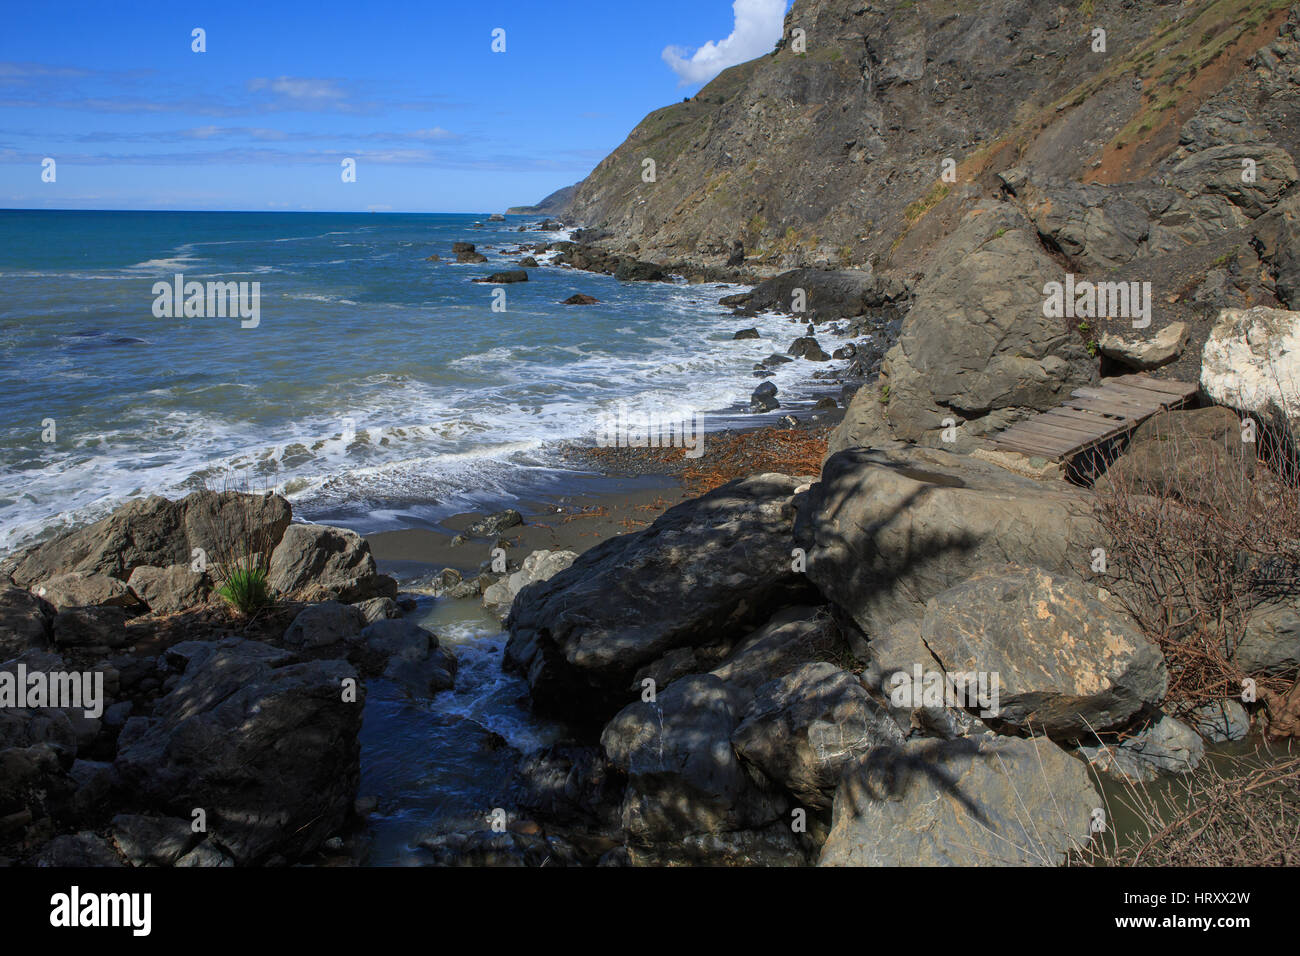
[0, 207, 539, 216]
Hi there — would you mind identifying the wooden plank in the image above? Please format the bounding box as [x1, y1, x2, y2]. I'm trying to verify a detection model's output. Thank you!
[1014, 421, 1101, 445]
[1034, 416, 1128, 444]
[1111, 375, 1198, 397]
[1023, 415, 1109, 439]
[1037, 407, 1119, 429]
[987, 377, 1199, 465]
[1062, 396, 1142, 420]
[1107, 369, 1196, 392]
[1070, 386, 1158, 408]
[993, 426, 1080, 453]
[986, 432, 1072, 454]
[1091, 381, 1184, 406]
[1039, 407, 1129, 430]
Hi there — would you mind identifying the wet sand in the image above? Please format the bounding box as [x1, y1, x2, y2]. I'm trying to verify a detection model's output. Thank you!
[365, 410, 842, 585]
[366, 472, 689, 582]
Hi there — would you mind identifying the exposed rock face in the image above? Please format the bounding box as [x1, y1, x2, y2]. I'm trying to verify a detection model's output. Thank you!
[707, 605, 840, 695]
[798, 445, 1097, 639]
[1097, 322, 1188, 371]
[8, 491, 291, 589]
[721, 269, 907, 321]
[126, 564, 211, 614]
[831, 204, 1097, 452]
[31, 572, 140, 611]
[1255, 193, 1300, 308]
[600, 674, 787, 848]
[561, 0, 1240, 272]
[1201, 306, 1300, 450]
[732, 662, 905, 809]
[818, 735, 1099, 867]
[282, 601, 367, 649]
[506, 474, 816, 724]
[482, 549, 577, 620]
[267, 524, 397, 603]
[1234, 600, 1300, 675]
[919, 566, 1167, 739]
[113, 638, 363, 864]
[509, 742, 623, 830]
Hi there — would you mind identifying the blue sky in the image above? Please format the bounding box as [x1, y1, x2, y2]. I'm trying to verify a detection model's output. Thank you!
[0, 0, 788, 212]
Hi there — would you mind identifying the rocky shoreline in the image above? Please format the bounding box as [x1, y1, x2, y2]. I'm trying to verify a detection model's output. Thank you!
[7, 0, 1300, 869]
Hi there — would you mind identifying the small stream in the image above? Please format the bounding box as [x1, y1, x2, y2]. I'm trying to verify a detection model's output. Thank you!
[358, 597, 565, 866]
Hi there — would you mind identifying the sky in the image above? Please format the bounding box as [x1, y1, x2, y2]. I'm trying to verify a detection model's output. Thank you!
[0, 0, 788, 212]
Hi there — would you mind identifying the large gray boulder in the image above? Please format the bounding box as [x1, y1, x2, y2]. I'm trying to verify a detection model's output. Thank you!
[732, 662, 905, 809]
[8, 491, 291, 588]
[267, 523, 397, 603]
[282, 601, 367, 649]
[113, 637, 363, 864]
[600, 674, 786, 848]
[1233, 600, 1300, 675]
[126, 564, 211, 614]
[798, 445, 1097, 640]
[506, 474, 816, 723]
[818, 735, 1099, 866]
[31, 571, 139, 611]
[1094, 405, 1253, 506]
[829, 204, 1096, 453]
[919, 565, 1167, 739]
[708, 605, 841, 695]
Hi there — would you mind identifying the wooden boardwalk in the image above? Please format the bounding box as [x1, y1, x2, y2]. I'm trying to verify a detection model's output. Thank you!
[985, 374, 1199, 461]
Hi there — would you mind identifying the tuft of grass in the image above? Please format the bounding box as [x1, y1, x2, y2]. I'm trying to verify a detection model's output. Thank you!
[217, 563, 272, 615]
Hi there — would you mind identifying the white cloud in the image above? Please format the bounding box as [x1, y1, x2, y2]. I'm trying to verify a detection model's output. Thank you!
[662, 0, 787, 87]
[247, 76, 345, 100]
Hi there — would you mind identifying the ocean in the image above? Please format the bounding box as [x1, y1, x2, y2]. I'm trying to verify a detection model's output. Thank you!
[0, 209, 825, 552]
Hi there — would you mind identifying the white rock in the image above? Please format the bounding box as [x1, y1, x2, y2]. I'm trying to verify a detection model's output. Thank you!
[1201, 306, 1300, 445]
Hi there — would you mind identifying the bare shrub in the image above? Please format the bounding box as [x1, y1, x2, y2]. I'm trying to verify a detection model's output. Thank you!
[1090, 411, 1300, 708]
[1074, 748, 1300, 867]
